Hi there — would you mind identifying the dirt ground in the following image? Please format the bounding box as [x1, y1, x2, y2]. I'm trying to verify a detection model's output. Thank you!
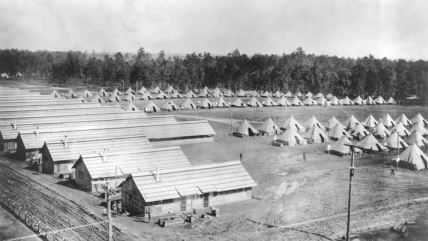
[2, 79, 428, 240]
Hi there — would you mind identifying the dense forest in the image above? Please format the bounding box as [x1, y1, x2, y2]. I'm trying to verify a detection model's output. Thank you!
[0, 47, 427, 100]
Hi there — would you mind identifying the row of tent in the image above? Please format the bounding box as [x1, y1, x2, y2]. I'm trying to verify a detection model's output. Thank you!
[50, 88, 396, 106]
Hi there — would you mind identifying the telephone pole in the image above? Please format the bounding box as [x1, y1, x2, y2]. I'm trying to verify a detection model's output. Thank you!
[102, 182, 116, 241]
[344, 144, 357, 241]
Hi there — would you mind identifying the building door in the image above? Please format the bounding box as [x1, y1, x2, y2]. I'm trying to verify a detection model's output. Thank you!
[180, 196, 187, 211]
[203, 193, 209, 208]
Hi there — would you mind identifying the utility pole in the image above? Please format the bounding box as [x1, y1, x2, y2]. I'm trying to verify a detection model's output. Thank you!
[343, 144, 357, 241]
[230, 94, 233, 134]
[102, 182, 116, 241]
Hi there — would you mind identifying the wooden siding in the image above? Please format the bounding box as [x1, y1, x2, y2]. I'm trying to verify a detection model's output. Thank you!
[74, 159, 92, 191]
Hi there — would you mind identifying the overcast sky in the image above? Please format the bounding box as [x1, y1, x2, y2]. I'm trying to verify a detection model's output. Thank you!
[1, 0, 427, 59]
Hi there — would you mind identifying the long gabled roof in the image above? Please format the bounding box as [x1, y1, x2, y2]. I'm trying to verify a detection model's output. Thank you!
[130, 161, 256, 202]
[74, 146, 192, 180]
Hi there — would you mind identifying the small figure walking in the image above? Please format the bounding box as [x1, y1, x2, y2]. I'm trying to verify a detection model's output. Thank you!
[240, 153, 243, 162]
[148, 208, 151, 223]
[303, 152, 306, 162]
[390, 166, 395, 178]
[37, 157, 42, 174]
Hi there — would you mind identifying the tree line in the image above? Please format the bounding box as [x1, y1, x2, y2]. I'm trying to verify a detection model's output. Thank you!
[0, 47, 427, 100]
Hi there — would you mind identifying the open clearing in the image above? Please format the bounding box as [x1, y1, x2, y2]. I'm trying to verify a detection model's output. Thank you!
[1, 92, 428, 240]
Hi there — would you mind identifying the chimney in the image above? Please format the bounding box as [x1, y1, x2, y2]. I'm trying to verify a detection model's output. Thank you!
[13, 120, 17, 130]
[36, 127, 39, 137]
[156, 166, 160, 182]
[103, 148, 107, 162]
[64, 135, 68, 147]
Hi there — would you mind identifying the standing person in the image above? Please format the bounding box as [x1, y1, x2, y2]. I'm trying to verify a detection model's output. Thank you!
[390, 166, 395, 178]
[117, 201, 122, 216]
[303, 152, 306, 162]
[240, 153, 243, 162]
[37, 156, 42, 174]
[148, 208, 151, 223]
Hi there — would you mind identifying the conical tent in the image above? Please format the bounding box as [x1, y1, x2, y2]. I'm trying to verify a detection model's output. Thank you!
[212, 88, 223, 98]
[317, 97, 328, 106]
[291, 96, 303, 106]
[200, 98, 213, 108]
[111, 88, 123, 97]
[165, 86, 175, 93]
[236, 120, 259, 136]
[231, 98, 247, 107]
[342, 96, 353, 105]
[77, 95, 87, 102]
[374, 96, 387, 104]
[186, 90, 197, 98]
[181, 99, 196, 110]
[124, 102, 140, 111]
[353, 96, 364, 105]
[381, 114, 396, 128]
[326, 116, 346, 130]
[138, 87, 149, 94]
[223, 89, 235, 97]
[395, 113, 413, 127]
[249, 91, 260, 97]
[326, 93, 333, 99]
[330, 96, 340, 106]
[363, 115, 378, 128]
[384, 132, 409, 149]
[277, 127, 306, 146]
[155, 91, 169, 99]
[144, 101, 161, 112]
[409, 122, 428, 136]
[198, 89, 210, 98]
[328, 123, 353, 140]
[281, 116, 304, 132]
[90, 94, 105, 104]
[390, 122, 411, 137]
[343, 115, 360, 129]
[50, 90, 60, 98]
[150, 86, 161, 94]
[139, 93, 153, 100]
[107, 94, 121, 103]
[302, 125, 328, 143]
[305, 91, 313, 97]
[373, 122, 391, 138]
[236, 89, 247, 97]
[295, 91, 303, 97]
[330, 136, 362, 155]
[411, 113, 428, 127]
[262, 96, 277, 106]
[260, 91, 271, 97]
[122, 93, 137, 102]
[303, 96, 315, 106]
[365, 96, 376, 105]
[247, 97, 263, 107]
[258, 118, 281, 135]
[315, 93, 324, 98]
[66, 89, 77, 98]
[284, 91, 293, 98]
[98, 88, 109, 97]
[125, 87, 135, 95]
[214, 97, 229, 108]
[405, 131, 428, 147]
[161, 100, 179, 111]
[303, 116, 325, 131]
[350, 123, 369, 139]
[82, 89, 93, 98]
[276, 96, 290, 106]
[169, 90, 183, 98]
[386, 97, 396, 105]
[273, 91, 282, 98]
[395, 144, 428, 170]
[357, 134, 388, 152]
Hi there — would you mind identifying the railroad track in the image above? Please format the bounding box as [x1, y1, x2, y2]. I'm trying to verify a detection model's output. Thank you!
[0, 161, 119, 241]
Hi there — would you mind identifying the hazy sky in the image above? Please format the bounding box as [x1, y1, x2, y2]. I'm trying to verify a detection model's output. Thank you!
[1, 0, 427, 59]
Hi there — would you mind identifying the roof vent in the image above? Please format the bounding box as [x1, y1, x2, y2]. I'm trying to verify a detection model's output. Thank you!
[36, 127, 39, 137]
[13, 120, 17, 130]
[103, 148, 107, 162]
[156, 166, 160, 182]
[64, 135, 68, 147]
